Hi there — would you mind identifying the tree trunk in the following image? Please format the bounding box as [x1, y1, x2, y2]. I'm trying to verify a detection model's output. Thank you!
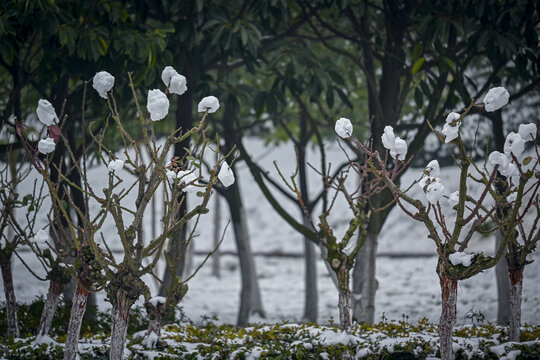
[0, 257, 19, 338]
[225, 178, 265, 326]
[212, 195, 221, 278]
[303, 225, 318, 323]
[37, 278, 62, 338]
[143, 302, 166, 348]
[352, 232, 377, 323]
[495, 232, 510, 324]
[439, 276, 458, 360]
[337, 264, 351, 330]
[63, 281, 89, 360]
[509, 268, 524, 342]
[159, 73, 193, 296]
[109, 290, 133, 360]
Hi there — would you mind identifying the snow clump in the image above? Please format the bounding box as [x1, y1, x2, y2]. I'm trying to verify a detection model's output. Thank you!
[147, 89, 170, 121]
[425, 178, 445, 205]
[177, 170, 201, 193]
[424, 160, 440, 177]
[442, 112, 461, 143]
[381, 126, 407, 160]
[166, 169, 176, 181]
[218, 161, 235, 187]
[92, 71, 115, 99]
[161, 66, 187, 95]
[487, 151, 517, 177]
[448, 191, 459, 207]
[32, 229, 49, 244]
[108, 159, 124, 173]
[518, 123, 537, 142]
[36, 100, 58, 126]
[483, 86, 509, 112]
[142, 331, 159, 348]
[334, 117, 353, 139]
[38, 137, 56, 154]
[149, 296, 166, 307]
[504, 132, 525, 159]
[449, 252, 474, 267]
[198, 96, 220, 113]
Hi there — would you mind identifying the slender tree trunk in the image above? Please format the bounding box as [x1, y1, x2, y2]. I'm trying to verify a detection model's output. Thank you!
[439, 276, 458, 360]
[303, 220, 318, 323]
[37, 279, 62, 338]
[225, 178, 265, 326]
[212, 195, 221, 278]
[352, 232, 377, 323]
[160, 72, 193, 296]
[509, 268, 524, 342]
[297, 126, 318, 323]
[0, 257, 19, 338]
[496, 233, 510, 324]
[109, 290, 133, 360]
[337, 264, 351, 330]
[64, 281, 89, 360]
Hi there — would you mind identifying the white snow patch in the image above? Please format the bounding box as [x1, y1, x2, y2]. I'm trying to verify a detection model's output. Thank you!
[483, 86, 509, 112]
[38, 137, 55, 154]
[198, 96, 220, 113]
[36, 99, 58, 126]
[147, 89, 170, 121]
[449, 252, 474, 267]
[335, 117, 353, 138]
[92, 71, 115, 99]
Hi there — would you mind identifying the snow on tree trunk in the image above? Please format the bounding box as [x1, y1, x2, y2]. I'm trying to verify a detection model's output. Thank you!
[337, 263, 351, 330]
[144, 302, 165, 348]
[439, 276, 457, 360]
[0, 258, 19, 338]
[352, 232, 377, 323]
[109, 290, 133, 360]
[63, 281, 89, 360]
[509, 268, 524, 342]
[37, 279, 62, 338]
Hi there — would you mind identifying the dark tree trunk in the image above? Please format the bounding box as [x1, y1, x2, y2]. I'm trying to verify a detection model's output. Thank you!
[109, 290, 133, 360]
[212, 195, 221, 278]
[0, 257, 19, 338]
[144, 301, 166, 348]
[509, 268, 524, 342]
[439, 276, 458, 360]
[160, 72, 193, 296]
[37, 279, 63, 338]
[495, 232, 510, 324]
[63, 281, 89, 360]
[225, 178, 265, 326]
[297, 121, 318, 323]
[489, 111, 512, 325]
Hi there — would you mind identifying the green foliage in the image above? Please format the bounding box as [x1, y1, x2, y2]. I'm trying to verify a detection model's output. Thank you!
[0, 298, 148, 340]
[2, 308, 540, 359]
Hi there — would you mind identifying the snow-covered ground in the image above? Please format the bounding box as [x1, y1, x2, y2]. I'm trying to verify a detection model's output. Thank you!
[2, 137, 539, 326]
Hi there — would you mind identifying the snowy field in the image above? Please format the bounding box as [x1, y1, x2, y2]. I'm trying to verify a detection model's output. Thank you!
[2, 137, 539, 326]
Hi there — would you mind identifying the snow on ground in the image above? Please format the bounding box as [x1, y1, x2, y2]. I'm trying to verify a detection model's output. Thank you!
[1, 137, 539, 326]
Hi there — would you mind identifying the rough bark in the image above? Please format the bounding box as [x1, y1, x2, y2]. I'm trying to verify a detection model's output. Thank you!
[509, 268, 524, 342]
[352, 232, 377, 323]
[109, 290, 133, 360]
[0, 258, 19, 338]
[143, 301, 166, 348]
[63, 281, 89, 360]
[37, 279, 62, 338]
[495, 232, 510, 324]
[337, 264, 351, 330]
[225, 177, 265, 326]
[439, 276, 458, 360]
